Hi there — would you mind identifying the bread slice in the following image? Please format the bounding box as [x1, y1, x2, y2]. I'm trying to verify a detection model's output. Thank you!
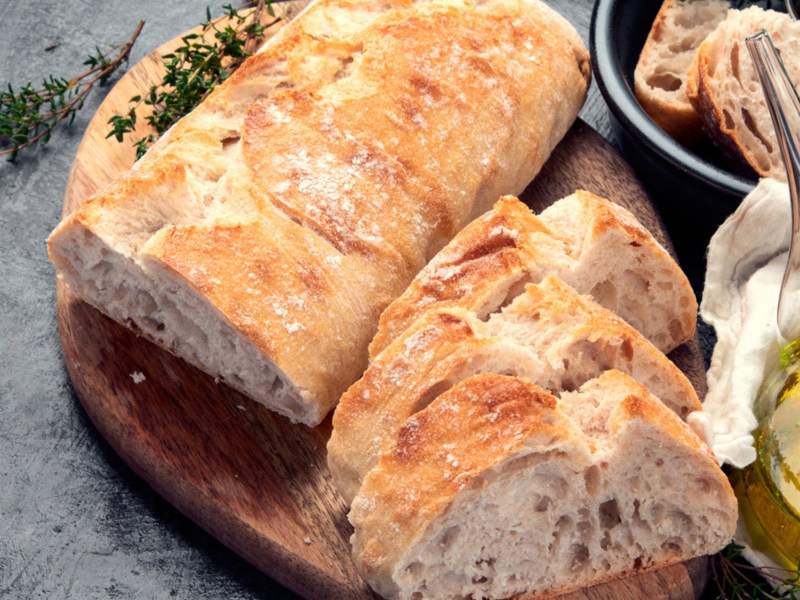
[369, 192, 697, 359]
[687, 6, 800, 180]
[634, 0, 728, 145]
[47, 0, 590, 426]
[349, 370, 737, 600]
[328, 275, 702, 504]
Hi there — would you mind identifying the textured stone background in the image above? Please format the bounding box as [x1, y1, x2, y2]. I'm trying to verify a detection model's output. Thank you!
[0, 1, 711, 599]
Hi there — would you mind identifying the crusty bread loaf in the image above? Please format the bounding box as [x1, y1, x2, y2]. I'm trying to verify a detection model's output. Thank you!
[328, 275, 702, 504]
[369, 192, 697, 359]
[47, 0, 590, 426]
[349, 370, 737, 600]
[687, 6, 800, 180]
[634, 0, 728, 145]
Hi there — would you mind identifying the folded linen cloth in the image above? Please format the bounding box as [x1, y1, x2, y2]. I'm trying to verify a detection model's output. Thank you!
[689, 177, 793, 468]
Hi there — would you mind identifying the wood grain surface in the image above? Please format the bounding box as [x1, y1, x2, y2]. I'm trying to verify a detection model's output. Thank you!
[56, 5, 710, 600]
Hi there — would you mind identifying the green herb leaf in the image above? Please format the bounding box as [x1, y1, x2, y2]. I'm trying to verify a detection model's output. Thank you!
[109, 0, 279, 160]
[0, 21, 144, 160]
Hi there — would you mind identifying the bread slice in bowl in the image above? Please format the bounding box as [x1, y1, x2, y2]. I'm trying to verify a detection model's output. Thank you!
[369, 192, 697, 360]
[349, 370, 736, 600]
[634, 0, 728, 145]
[687, 6, 800, 181]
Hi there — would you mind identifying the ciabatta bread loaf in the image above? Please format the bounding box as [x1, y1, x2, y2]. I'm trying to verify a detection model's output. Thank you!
[369, 192, 697, 359]
[633, 0, 728, 145]
[687, 6, 800, 180]
[328, 275, 702, 504]
[47, 0, 590, 425]
[349, 370, 736, 600]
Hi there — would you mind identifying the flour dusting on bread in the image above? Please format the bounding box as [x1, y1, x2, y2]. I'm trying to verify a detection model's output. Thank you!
[329, 192, 735, 599]
[48, 0, 590, 425]
[348, 371, 736, 600]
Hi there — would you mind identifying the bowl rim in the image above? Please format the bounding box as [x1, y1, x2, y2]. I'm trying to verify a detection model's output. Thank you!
[589, 0, 756, 199]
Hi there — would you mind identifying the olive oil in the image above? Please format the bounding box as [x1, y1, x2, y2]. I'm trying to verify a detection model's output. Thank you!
[735, 339, 800, 569]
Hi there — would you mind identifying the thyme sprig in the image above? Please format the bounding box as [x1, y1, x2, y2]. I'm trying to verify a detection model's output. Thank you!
[0, 21, 144, 161]
[711, 543, 800, 599]
[108, 1, 278, 160]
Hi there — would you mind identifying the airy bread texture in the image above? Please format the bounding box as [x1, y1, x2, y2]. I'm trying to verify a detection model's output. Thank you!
[349, 370, 737, 600]
[369, 192, 697, 359]
[687, 6, 800, 180]
[634, 0, 728, 144]
[47, 0, 590, 426]
[328, 275, 702, 505]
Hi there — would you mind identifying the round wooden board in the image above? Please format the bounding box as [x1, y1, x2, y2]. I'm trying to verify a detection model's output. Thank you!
[56, 7, 711, 600]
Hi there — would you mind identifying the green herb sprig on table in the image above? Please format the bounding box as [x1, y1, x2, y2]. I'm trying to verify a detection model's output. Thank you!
[710, 543, 800, 599]
[0, 21, 144, 161]
[107, 0, 278, 160]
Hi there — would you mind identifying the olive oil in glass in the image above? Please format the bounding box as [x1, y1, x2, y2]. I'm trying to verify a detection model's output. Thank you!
[734, 338, 800, 569]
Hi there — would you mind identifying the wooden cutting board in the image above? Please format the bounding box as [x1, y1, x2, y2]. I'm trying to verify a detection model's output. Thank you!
[56, 6, 712, 600]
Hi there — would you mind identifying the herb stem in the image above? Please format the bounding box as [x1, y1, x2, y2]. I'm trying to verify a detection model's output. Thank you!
[108, 2, 279, 160]
[245, 0, 267, 55]
[710, 542, 800, 599]
[0, 20, 144, 160]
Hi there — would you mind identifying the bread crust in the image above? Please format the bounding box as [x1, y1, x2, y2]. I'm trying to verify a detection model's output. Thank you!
[349, 369, 736, 600]
[329, 275, 702, 504]
[369, 192, 697, 360]
[48, 0, 590, 425]
[686, 6, 800, 180]
[368, 195, 550, 358]
[349, 373, 585, 598]
[633, 0, 728, 145]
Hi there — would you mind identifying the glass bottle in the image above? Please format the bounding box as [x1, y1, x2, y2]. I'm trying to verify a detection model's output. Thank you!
[734, 339, 800, 569]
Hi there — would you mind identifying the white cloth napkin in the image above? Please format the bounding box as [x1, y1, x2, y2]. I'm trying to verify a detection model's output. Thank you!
[690, 178, 793, 468]
[691, 178, 793, 575]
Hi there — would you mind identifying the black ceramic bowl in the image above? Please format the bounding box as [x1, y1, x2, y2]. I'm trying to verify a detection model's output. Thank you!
[590, 0, 759, 225]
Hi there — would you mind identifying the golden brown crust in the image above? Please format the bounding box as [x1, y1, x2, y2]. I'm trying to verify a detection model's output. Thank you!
[368, 195, 554, 358]
[350, 368, 735, 599]
[350, 373, 583, 587]
[48, 0, 590, 425]
[685, 36, 756, 175]
[241, 88, 452, 277]
[141, 210, 396, 421]
[329, 275, 702, 505]
[328, 308, 499, 501]
[370, 192, 697, 361]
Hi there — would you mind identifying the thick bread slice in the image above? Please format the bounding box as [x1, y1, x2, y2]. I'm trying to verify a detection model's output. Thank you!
[633, 0, 728, 145]
[349, 370, 736, 600]
[330, 309, 550, 504]
[48, 0, 590, 425]
[492, 276, 700, 419]
[328, 275, 702, 504]
[686, 6, 800, 181]
[369, 192, 697, 359]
